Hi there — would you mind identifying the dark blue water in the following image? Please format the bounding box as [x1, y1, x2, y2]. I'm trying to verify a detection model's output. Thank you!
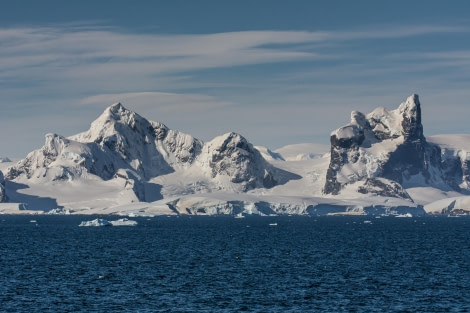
[1, 215, 470, 312]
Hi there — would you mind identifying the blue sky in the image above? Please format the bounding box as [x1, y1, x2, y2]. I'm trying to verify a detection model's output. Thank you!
[1, 0, 470, 157]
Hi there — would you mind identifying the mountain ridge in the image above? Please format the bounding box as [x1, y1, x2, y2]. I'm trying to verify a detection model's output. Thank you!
[4, 102, 299, 204]
[1, 95, 469, 216]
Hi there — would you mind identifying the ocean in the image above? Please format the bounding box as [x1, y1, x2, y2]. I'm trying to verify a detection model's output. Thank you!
[1, 215, 469, 312]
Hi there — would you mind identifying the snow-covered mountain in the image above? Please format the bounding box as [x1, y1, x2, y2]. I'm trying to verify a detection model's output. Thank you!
[4, 103, 299, 207]
[70, 102, 202, 177]
[1, 95, 469, 216]
[323, 94, 467, 198]
[198, 132, 298, 191]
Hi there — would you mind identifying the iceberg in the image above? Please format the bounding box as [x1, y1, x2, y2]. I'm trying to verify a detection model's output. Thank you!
[78, 218, 137, 227]
[79, 218, 112, 227]
[109, 218, 138, 226]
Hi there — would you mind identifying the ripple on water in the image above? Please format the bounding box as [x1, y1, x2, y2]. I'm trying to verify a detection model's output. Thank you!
[0, 215, 469, 312]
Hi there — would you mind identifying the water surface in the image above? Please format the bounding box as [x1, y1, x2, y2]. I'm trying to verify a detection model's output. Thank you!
[1, 215, 469, 312]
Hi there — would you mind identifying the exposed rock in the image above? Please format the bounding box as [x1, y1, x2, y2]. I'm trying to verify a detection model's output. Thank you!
[357, 178, 412, 200]
[324, 94, 448, 197]
[428, 134, 470, 193]
[0, 171, 6, 202]
[200, 132, 299, 192]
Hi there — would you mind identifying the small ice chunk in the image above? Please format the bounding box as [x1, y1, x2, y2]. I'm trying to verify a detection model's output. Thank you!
[79, 218, 112, 227]
[110, 218, 138, 226]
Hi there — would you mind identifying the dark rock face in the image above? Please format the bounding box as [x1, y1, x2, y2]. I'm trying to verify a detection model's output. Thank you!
[357, 178, 412, 200]
[0, 171, 6, 202]
[324, 111, 372, 195]
[204, 132, 301, 192]
[378, 94, 441, 185]
[324, 147, 346, 195]
[459, 158, 470, 190]
[431, 136, 470, 193]
[207, 132, 282, 191]
[441, 157, 465, 191]
[324, 94, 451, 197]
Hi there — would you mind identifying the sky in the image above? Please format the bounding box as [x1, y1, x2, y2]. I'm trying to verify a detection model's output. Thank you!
[1, 0, 470, 158]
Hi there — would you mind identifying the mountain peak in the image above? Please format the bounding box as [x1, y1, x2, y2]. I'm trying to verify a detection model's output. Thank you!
[107, 102, 126, 113]
[399, 94, 421, 119]
[101, 102, 134, 124]
[398, 93, 422, 141]
[324, 94, 438, 196]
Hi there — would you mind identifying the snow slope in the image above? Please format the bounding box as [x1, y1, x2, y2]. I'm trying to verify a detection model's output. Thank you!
[2, 103, 301, 215]
[1, 96, 469, 216]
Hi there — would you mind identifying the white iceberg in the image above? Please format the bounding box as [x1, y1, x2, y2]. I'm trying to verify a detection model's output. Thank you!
[79, 218, 138, 227]
[46, 208, 72, 215]
[395, 213, 413, 218]
[109, 218, 138, 226]
[79, 218, 112, 227]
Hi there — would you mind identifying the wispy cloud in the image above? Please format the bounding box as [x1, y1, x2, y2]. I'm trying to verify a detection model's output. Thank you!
[330, 25, 468, 40]
[2, 24, 467, 84]
[0, 27, 323, 73]
[0, 26, 327, 108]
[1, 23, 470, 157]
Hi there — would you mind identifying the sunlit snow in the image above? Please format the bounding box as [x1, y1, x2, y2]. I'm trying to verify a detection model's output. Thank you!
[1, 95, 469, 216]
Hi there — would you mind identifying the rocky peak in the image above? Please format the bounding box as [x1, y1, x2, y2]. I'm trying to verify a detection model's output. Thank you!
[80, 103, 149, 142]
[71, 103, 202, 177]
[398, 94, 423, 141]
[398, 94, 420, 116]
[200, 132, 291, 191]
[43, 133, 68, 157]
[6, 133, 70, 180]
[324, 94, 443, 197]
[212, 132, 253, 159]
[204, 132, 259, 183]
[107, 102, 126, 115]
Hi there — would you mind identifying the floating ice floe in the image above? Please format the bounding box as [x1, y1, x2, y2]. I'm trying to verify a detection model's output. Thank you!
[79, 218, 112, 227]
[46, 208, 72, 215]
[79, 218, 138, 227]
[395, 213, 413, 218]
[109, 218, 138, 226]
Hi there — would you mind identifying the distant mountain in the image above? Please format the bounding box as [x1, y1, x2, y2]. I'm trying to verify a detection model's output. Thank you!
[274, 143, 329, 161]
[5, 103, 299, 202]
[324, 94, 469, 198]
[2, 96, 469, 216]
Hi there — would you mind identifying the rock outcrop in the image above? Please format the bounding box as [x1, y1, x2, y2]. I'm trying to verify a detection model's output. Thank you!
[324, 94, 447, 198]
[199, 132, 299, 191]
[0, 171, 6, 202]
